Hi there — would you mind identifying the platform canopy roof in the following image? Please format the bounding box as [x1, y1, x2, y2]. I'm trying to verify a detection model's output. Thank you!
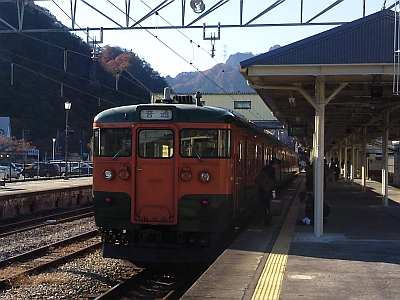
[239, 9, 400, 152]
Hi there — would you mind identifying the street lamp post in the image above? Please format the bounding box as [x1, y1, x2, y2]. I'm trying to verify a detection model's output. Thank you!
[64, 100, 71, 179]
[52, 138, 56, 160]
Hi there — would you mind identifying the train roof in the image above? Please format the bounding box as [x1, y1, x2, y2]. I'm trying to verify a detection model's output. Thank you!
[94, 103, 257, 128]
[94, 103, 292, 149]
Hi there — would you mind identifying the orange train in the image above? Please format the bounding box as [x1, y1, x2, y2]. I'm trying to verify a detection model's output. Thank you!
[92, 93, 298, 266]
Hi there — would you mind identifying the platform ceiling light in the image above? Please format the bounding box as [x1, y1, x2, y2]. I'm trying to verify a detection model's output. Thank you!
[191, 0, 205, 13]
[288, 91, 295, 107]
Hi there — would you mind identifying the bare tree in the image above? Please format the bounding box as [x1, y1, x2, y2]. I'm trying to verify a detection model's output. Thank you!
[0, 135, 35, 161]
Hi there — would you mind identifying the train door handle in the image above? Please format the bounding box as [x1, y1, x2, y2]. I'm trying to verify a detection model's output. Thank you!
[136, 167, 142, 171]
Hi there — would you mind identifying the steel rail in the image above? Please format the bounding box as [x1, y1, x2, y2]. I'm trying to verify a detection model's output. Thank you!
[0, 230, 101, 289]
[0, 206, 94, 237]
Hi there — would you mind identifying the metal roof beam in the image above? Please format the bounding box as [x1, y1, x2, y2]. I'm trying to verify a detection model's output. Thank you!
[244, 0, 287, 26]
[0, 0, 387, 33]
[306, 0, 345, 23]
[186, 0, 229, 27]
[130, 0, 174, 28]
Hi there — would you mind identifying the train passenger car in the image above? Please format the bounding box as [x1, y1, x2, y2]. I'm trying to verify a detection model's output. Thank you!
[92, 92, 298, 266]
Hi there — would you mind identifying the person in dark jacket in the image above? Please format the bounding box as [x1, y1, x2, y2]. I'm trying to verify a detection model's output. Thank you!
[254, 158, 280, 226]
[299, 191, 331, 225]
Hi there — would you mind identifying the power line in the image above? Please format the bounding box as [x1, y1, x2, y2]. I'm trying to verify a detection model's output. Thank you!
[33, 1, 244, 96]
[133, 1, 246, 94]
[2, 2, 252, 109]
[27, 1, 156, 98]
[48, 0, 238, 94]
[0, 6, 163, 106]
[0, 46, 150, 107]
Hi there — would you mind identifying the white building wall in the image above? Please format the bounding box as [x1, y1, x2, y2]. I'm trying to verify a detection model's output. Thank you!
[151, 93, 277, 122]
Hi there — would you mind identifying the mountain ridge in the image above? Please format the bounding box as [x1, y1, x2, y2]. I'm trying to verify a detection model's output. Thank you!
[165, 52, 256, 94]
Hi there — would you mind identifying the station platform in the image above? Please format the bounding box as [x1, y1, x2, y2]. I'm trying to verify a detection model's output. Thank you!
[181, 173, 400, 300]
[0, 177, 93, 219]
[0, 177, 92, 197]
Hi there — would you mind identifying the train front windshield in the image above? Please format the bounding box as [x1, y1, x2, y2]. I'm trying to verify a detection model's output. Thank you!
[93, 128, 132, 157]
[93, 128, 231, 159]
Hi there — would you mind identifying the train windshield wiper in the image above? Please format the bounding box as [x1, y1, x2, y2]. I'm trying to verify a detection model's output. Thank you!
[113, 142, 126, 161]
[190, 144, 203, 162]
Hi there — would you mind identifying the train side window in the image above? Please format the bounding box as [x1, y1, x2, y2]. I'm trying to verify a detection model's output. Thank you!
[138, 129, 174, 158]
[93, 128, 132, 157]
[180, 129, 231, 158]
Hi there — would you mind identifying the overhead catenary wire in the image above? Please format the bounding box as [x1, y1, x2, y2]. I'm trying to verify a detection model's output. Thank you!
[0, 5, 166, 106]
[110, 0, 244, 95]
[0, 56, 119, 107]
[3, 2, 257, 115]
[24, 1, 156, 98]
[0, 46, 148, 105]
[33, 1, 243, 96]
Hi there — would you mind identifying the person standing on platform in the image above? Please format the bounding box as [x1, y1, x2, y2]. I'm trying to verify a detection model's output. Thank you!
[334, 159, 340, 181]
[329, 158, 335, 181]
[324, 159, 329, 191]
[254, 158, 280, 226]
[299, 191, 331, 225]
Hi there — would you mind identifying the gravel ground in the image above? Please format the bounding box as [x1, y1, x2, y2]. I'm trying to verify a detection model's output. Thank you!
[0, 250, 137, 299]
[0, 217, 97, 260]
[0, 215, 138, 299]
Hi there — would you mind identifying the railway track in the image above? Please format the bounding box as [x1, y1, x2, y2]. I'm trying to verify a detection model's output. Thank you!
[0, 230, 101, 289]
[0, 207, 208, 299]
[0, 206, 94, 238]
[93, 265, 207, 300]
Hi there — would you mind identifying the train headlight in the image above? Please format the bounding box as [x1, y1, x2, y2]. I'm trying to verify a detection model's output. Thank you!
[199, 171, 211, 183]
[103, 169, 115, 180]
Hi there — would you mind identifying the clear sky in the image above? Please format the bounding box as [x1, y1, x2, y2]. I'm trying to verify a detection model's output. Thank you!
[35, 0, 394, 78]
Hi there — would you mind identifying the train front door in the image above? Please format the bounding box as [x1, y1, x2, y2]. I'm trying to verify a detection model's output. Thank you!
[133, 125, 178, 224]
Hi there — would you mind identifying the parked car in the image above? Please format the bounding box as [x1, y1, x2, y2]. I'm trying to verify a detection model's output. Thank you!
[70, 165, 93, 175]
[49, 161, 80, 174]
[12, 163, 25, 172]
[0, 164, 21, 179]
[24, 163, 34, 170]
[22, 163, 61, 178]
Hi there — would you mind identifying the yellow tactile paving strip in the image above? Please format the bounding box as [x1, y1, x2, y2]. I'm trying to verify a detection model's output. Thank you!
[251, 194, 301, 300]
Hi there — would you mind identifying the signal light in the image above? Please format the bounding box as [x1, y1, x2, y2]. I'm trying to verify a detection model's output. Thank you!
[201, 199, 210, 206]
[180, 171, 192, 182]
[104, 197, 112, 203]
[119, 169, 130, 180]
